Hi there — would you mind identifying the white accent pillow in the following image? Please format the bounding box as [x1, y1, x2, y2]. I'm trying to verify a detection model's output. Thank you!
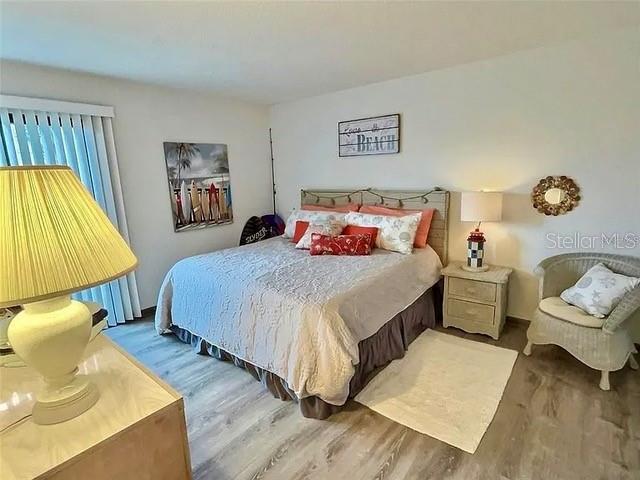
[344, 211, 421, 254]
[295, 221, 345, 249]
[560, 263, 640, 318]
[283, 209, 347, 238]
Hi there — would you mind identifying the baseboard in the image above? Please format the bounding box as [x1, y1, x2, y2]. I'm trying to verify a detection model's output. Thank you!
[139, 310, 533, 323]
[140, 306, 157, 318]
[506, 316, 530, 326]
[134, 308, 636, 352]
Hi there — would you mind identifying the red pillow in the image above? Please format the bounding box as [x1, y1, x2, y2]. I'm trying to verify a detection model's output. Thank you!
[341, 225, 378, 249]
[292, 220, 309, 243]
[358, 205, 435, 248]
[301, 203, 360, 213]
[310, 233, 372, 256]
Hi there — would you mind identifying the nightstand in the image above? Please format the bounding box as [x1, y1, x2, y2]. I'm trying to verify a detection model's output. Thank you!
[0, 335, 192, 479]
[442, 261, 513, 340]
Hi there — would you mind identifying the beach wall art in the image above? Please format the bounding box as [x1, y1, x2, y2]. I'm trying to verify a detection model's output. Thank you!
[338, 114, 400, 157]
[163, 142, 233, 232]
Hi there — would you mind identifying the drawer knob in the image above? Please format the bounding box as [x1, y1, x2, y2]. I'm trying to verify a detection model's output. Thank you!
[465, 287, 477, 294]
[466, 309, 477, 317]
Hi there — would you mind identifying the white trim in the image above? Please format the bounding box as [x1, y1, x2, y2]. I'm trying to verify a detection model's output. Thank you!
[0, 95, 114, 118]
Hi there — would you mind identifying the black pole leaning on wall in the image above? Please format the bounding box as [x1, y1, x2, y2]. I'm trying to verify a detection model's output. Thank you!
[269, 128, 277, 216]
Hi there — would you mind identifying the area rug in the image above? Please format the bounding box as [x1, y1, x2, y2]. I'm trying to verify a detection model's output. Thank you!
[355, 329, 518, 453]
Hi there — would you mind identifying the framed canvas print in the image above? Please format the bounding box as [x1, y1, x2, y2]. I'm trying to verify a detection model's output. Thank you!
[163, 142, 233, 232]
[338, 114, 400, 157]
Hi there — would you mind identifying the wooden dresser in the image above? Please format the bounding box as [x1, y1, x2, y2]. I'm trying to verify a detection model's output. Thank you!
[0, 334, 191, 480]
[442, 261, 513, 340]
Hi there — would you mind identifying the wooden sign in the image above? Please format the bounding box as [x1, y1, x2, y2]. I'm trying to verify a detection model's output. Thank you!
[338, 114, 400, 157]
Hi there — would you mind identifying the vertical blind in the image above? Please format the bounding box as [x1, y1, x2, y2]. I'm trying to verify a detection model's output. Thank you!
[0, 103, 141, 325]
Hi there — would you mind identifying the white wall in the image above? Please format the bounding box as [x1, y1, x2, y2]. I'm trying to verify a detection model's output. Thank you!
[270, 29, 640, 340]
[0, 61, 273, 309]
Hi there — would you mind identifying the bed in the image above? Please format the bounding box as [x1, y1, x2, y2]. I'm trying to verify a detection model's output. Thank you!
[155, 188, 450, 418]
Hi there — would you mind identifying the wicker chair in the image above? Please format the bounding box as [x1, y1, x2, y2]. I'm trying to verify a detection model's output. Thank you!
[524, 252, 640, 390]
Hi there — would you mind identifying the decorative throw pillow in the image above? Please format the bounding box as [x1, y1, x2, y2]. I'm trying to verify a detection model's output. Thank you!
[295, 221, 345, 249]
[344, 211, 421, 255]
[310, 233, 372, 256]
[358, 205, 435, 248]
[291, 220, 310, 243]
[283, 209, 347, 238]
[560, 263, 640, 318]
[302, 203, 360, 213]
[341, 225, 378, 249]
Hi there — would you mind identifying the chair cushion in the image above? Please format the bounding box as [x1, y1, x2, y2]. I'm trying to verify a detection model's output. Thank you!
[538, 297, 605, 328]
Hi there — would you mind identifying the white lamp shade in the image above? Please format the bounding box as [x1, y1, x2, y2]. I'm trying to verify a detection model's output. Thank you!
[460, 192, 503, 223]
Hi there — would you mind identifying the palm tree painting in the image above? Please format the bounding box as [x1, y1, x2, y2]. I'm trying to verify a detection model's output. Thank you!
[163, 142, 233, 232]
[165, 142, 199, 187]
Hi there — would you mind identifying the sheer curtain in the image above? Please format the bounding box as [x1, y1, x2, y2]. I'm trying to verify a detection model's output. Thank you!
[0, 96, 141, 325]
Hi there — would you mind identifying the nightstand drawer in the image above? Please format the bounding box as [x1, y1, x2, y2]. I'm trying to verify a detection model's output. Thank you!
[449, 277, 496, 303]
[447, 298, 495, 325]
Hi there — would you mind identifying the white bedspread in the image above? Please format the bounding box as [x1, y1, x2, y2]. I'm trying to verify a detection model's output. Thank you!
[155, 236, 441, 405]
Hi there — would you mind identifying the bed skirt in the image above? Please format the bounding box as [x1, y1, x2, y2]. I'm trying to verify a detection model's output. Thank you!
[170, 283, 442, 419]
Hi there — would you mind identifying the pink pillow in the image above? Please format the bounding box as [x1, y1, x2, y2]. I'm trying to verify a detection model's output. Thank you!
[358, 205, 435, 248]
[292, 220, 310, 243]
[341, 225, 378, 249]
[301, 203, 360, 213]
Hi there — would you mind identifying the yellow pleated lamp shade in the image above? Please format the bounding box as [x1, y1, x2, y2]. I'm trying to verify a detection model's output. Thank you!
[0, 166, 138, 308]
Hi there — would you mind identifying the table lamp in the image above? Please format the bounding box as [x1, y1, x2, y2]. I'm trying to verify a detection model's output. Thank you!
[0, 166, 137, 424]
[460, 191, 502, 272]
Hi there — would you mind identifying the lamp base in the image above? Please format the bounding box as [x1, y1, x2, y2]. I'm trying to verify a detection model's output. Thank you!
[461, 264, 490, 273]
[33, 374, 99, 425]
[8, 295, 99, 425]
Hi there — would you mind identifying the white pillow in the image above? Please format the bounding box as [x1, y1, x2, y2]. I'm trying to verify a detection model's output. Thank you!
[295, 221, 345, 249]
[344, 211, 421, 254]
[283, 209, 347, 238]
[560, 263, 640, 318]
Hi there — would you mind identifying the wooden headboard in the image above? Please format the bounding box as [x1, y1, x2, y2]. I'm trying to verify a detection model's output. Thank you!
[300, 188, 450, 264]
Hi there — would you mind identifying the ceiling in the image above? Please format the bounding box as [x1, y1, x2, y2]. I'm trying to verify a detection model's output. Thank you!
[1, 1, 639, 104]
